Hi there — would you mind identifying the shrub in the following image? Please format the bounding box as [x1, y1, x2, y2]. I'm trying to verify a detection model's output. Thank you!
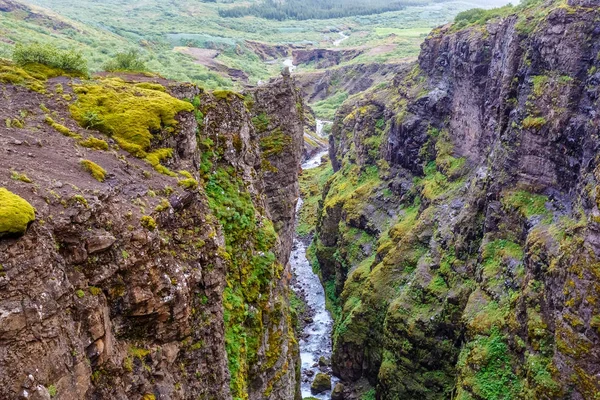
[80, 159, 107, 182]
[13, 42, 88, 76]
[0, 188, 35, 238]
[104, 49, 147, 72]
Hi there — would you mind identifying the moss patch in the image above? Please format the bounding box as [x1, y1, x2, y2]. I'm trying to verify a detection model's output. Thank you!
[78, 136, 109, 150]
[80, 159, 106, 182]
[0, 188, 35, 238]
[70, 78, 193, 160]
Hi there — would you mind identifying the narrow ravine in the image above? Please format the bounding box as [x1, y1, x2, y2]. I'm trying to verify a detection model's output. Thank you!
[292, 120, 337, 398]
[292, 149, 338, 399]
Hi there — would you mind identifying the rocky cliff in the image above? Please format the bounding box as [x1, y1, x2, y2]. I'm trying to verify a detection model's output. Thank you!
[0, 63, 303, 399]
[311, 0, 600, 398]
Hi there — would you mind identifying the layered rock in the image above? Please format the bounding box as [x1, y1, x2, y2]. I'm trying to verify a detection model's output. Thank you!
[0, 68, 303, 399]
[312, 1, 600, 398]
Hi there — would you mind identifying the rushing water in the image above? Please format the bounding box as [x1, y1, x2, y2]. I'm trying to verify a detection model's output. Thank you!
[333, 31, 349, 46]
[292, 150, 338, 399]
[283, 58, 297, 73]
[315, 119, 332, 139]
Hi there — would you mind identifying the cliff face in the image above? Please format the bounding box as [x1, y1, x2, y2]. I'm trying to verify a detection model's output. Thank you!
[0, 67, 303, 400]
[313, 1, 600, 398]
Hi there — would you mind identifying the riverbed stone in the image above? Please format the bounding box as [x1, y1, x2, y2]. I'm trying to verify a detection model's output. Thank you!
[331, 382, 345, 400]
[310, 372, 332, 394]
[318, 356, 330, 366]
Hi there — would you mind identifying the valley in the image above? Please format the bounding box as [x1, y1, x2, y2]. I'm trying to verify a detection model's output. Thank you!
[2, 0, 600, 400]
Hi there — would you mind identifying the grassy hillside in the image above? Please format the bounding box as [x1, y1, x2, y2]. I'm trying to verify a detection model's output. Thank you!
[0, 0, 510, 89]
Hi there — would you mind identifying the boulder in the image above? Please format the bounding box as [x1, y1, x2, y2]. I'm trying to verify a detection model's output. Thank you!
[331, 383, 345, 400]
[310, 372, 331, 394]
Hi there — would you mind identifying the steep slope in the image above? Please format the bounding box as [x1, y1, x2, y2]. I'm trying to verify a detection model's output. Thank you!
[311, 0, 600, 398]
[0, 63, 303, 399]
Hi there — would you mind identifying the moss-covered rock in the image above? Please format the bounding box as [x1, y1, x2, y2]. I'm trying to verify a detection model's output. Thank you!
[0, 188, 35, 238]
[310, 373, 331, 394]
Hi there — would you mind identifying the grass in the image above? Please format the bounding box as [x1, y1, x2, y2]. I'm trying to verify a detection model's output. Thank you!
[312, 91, 348, 120]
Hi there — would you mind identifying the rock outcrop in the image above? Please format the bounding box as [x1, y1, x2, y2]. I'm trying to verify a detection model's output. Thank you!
[0, 65, 303, 399]
[311, 1, 600, 398]
[292, 48, 364, 69]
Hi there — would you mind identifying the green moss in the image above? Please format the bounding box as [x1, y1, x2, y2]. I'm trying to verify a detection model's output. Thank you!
[464, 329, 521, 400]
[252, 112, 270, 132]
[140, 216, 157, 231]
[70, 78, 193, 161]
[0, 188, 35, 238]
[260, 128, 292, 158]
[10, 171, 32, 183]
[135, 82, 166, 92]
[297, 161, 334, 236]
[78, 136, 109, 150]
[0, 60, 46, 92]
[89, 286, 102, 296]
[178, 178, 198, 190]
[154, 199, 171, 212]
[80, 159, 107, 182]
[502, 190, 551, 221]
[129, 346, 151, 359]
[522, 116, 547, 130]
[75, 289, 85, 298]
[213, 90, 244, 101]
[145, 148, 176, 176]
[44, 116, 81, 139]
[47, 385, 57, 398]
[200, 135, 283, 398]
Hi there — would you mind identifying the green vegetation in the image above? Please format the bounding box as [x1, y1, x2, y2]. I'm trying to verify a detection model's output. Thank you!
[200, 131, 288, 399]
[453, 5, 515, 29]
[259, 129, 292, 158]
[298, 161, 334, 236]
[103, 49, 146, 72]
[0, 188, 35, 238]
[522, 116, 547, 130]
[457, 329, 520, 400]
[70, 78, 193, 174]
[312, 92, 348, 120]
[80, 159, 107, 182]
[13, 42, 87, 76]
[502, 190, 551, 221]
[0, 60, 46, 92]
[140, 216, 157, 231]
[220, 0, 420, 20]
[3, 0, 493, 91]
[44, 116, 80, 139]
[78, 136, 109, 150]
[47, 385, 57, 397]
[11, 171, 32, 183]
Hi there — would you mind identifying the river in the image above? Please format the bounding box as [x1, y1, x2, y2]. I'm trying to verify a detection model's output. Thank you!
[333, 31, 349, 47]
[292, 150, 338, 399]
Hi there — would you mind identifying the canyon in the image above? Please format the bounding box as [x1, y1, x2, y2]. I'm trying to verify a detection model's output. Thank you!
[2, 0, 600, 399]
